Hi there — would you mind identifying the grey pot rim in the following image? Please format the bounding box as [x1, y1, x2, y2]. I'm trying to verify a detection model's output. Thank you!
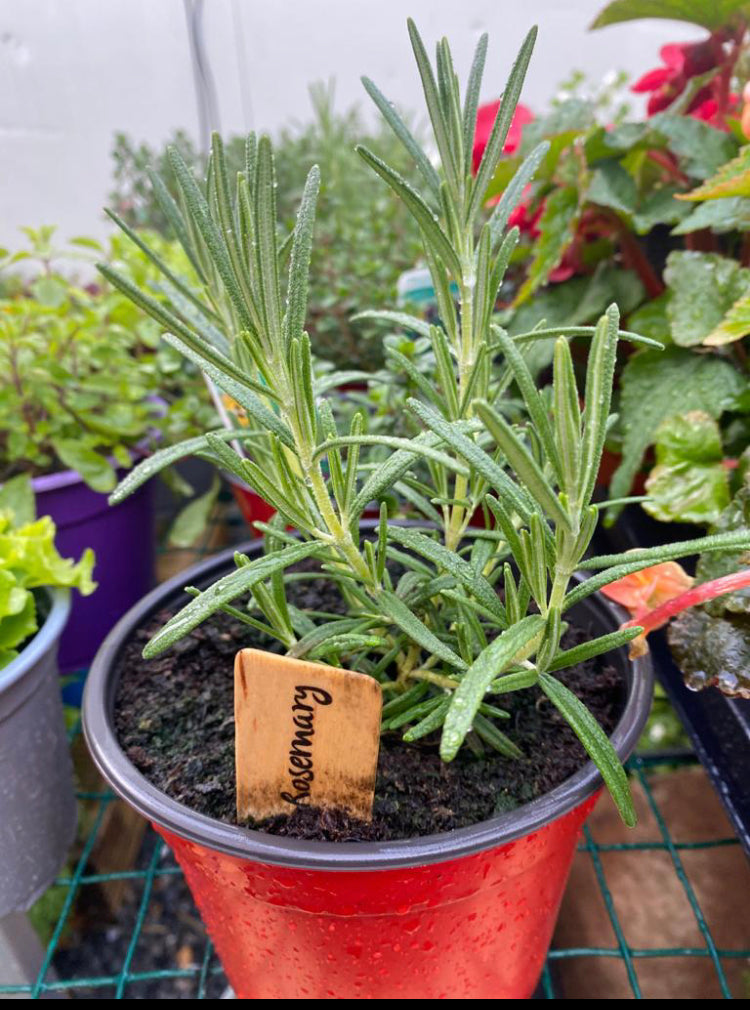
[0, 588, 70, 697]
[83, 529, 653, 872]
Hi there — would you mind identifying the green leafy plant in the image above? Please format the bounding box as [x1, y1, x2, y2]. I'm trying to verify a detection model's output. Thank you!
[490, 1, 750, 526]
[109, 84, 423, 371]
[0, 474, 95, 668]
[103, 20, 750, 826]
[0, 227, 215, 496]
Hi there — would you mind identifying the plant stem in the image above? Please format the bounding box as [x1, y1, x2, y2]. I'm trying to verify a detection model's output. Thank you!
[446, 260, 477, 551]
[407, 668, 460, 690]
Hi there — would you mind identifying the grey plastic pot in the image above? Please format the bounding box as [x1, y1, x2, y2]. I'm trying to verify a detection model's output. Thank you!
[83, 530, 653, 997]
[0, 588, 77, 916]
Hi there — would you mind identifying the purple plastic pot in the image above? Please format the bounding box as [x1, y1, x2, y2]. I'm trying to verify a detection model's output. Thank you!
[33, 467, 155, 672]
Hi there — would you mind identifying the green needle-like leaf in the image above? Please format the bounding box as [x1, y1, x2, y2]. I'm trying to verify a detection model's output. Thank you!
[109, 429, 254, 505]
[462, 32, 489, 177]
[361, 75, 442, 197]
[356, 146, 462, 276]
[539, 672, 635, 826]
[143, 541, 321, 658]
[578, 305, 619, 508]
[488, 140, 550, 246]
[284, 165, 320, 348]
[474, 400, 571, 530]
[468, 25, 537, 223]
[546, 627, 643, 673]
[147, 166, 207, 282]
[387, 525, 506, 619]
[168, 145, 254, 333]
[313, 435, 469, 477]
[378, 590, 468, 670]
[406, 17, 460, 193]
[441, 614, 544, 760]
[472, 713, 523, 758]
[161, 333, 294, 448]
[566, 529, 750, 609]
[491, 329, 563, 485]
[553, 337, 582, 501]
[352, 309, 433, 339]
[409, 399, 536, 522]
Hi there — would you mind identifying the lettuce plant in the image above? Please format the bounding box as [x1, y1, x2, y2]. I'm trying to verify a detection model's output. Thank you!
[102, 20, 750, 825]
[0, 475, 95, 669]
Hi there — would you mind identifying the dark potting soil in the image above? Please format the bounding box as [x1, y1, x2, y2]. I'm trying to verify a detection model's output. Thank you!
[114, 570, 625, 843]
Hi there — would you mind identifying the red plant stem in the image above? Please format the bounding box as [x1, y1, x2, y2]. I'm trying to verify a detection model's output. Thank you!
[685, 229, 720, 253]
[622, 569, 750, 636]
[647, 149, 691, 187]
[611, 215, 665, 298]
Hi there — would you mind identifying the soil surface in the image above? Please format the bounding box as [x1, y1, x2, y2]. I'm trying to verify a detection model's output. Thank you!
[114, 569, 625, 842]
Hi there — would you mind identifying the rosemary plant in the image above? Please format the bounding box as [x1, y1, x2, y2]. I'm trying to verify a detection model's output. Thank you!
[102, 21, 750, 825]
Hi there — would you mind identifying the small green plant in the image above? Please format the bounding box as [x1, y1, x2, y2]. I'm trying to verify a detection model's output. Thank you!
[103, 20, 750, 825]
[0, 227, 215, 495]
[0, 474, 95, 668]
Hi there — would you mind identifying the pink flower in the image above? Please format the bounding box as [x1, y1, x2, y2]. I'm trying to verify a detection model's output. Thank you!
[473, 102, 533, 173]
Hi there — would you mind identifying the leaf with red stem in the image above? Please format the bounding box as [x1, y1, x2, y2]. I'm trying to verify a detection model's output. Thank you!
[621, 569, 750, 657]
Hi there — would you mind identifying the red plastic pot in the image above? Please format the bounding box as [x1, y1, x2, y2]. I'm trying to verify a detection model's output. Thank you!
[225, 472, 276, 532]
[154, 793, 598, 998]
[83, 530, 652, 998]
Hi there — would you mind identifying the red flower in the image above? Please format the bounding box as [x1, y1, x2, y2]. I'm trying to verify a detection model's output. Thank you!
[507, 193, 543, 235]
[473, 101, 533, 173]
[631, 38, 723, 119]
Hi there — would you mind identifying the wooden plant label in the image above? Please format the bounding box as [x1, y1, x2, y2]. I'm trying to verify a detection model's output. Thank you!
[234, 648, 383, 822]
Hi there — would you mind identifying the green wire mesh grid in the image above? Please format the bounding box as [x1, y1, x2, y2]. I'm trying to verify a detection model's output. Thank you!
[0, 749, 746, 998]
[0, 486, 748, 998]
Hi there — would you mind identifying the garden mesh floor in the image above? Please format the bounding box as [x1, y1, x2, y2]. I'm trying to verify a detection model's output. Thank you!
[1, 488, 748, 998]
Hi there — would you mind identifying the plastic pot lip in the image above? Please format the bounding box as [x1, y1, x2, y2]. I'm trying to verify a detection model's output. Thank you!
[0, 588, 70, 696]
[32, 455, 151, 495]
[33, 468, 93, 494]
[83, 525, 654, 872]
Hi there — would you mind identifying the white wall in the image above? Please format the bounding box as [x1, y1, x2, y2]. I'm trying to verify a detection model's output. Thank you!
[0, 0, 702, 250]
